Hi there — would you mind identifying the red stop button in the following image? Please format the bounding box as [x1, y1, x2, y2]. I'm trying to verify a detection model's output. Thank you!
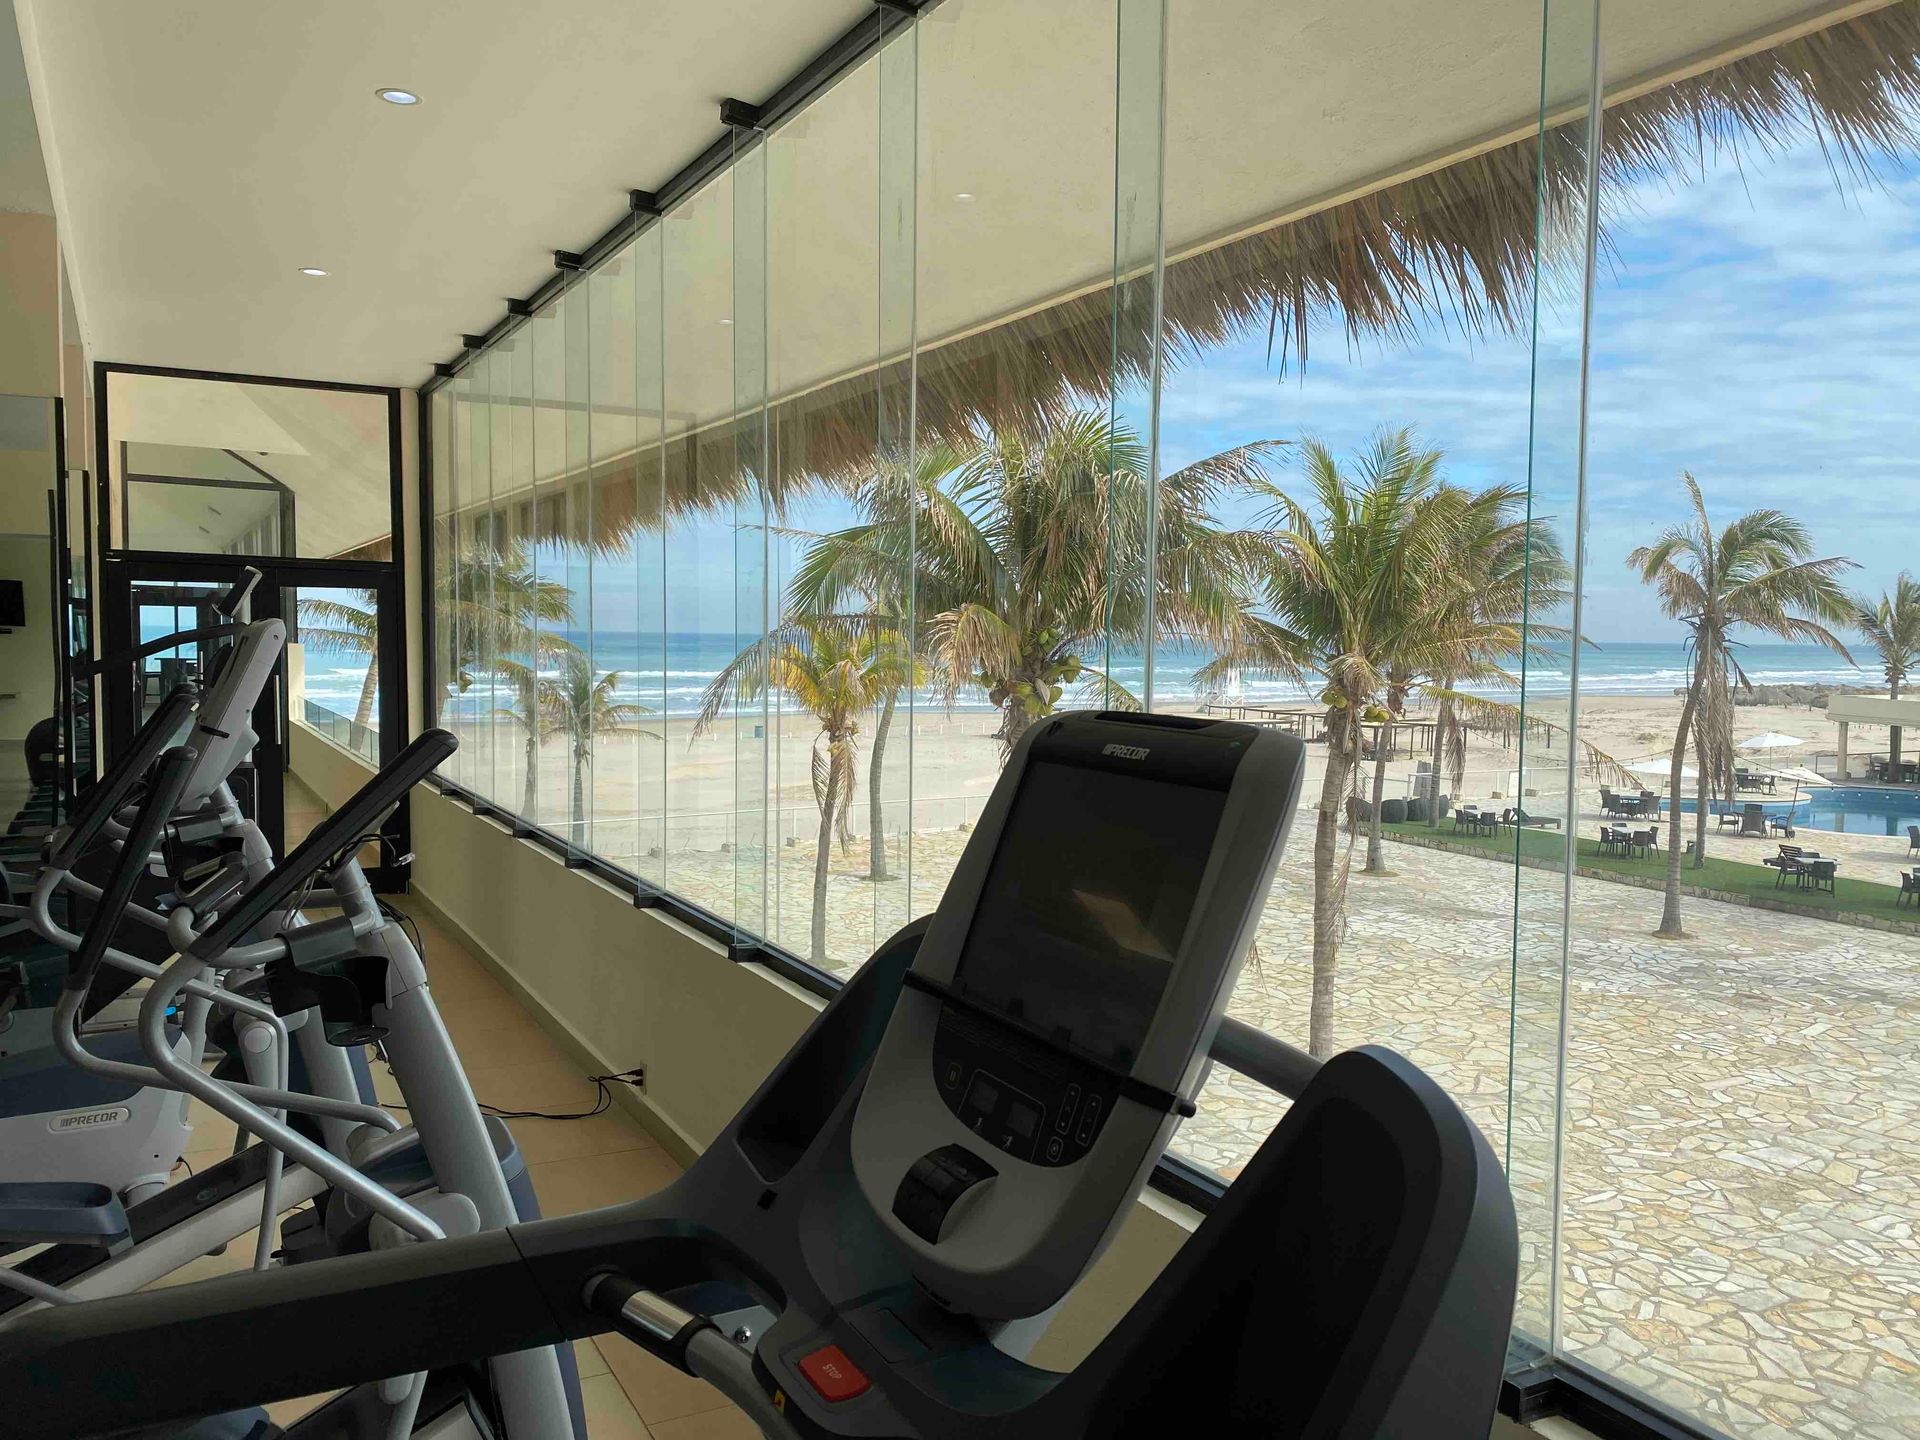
[797, 1344, 870, 1402]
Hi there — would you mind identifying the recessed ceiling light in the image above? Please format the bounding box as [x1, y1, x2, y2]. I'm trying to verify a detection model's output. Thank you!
[954, 192, 976, 202]
[376, 87, 421, 106]
[718, 318, 734, 326]
[298, 266, 329, 277]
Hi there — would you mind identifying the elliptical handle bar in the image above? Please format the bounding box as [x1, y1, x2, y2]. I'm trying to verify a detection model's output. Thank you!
[49, 685, 198, 869]
[215, 566, 263, 619]
[66, 745, 197, 991]
[189, 728, 458, 960]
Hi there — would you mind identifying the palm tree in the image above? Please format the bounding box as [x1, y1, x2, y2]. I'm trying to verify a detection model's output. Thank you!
[793, 412, 1276, 759]
[786, 441, 973, 882]
[437, 541, 575, 705]
[1851, 573, 1920, 774]
[1207, 432, 1471, 1058]
[1628, 474, 1854, 938]
[539, 651, 649, 848]
[1356, 478, 1571, 872]
[696, 622, 922, 964]
[296, 588, 380, 730]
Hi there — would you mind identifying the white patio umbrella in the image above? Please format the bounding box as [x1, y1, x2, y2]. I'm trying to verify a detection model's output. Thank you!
[1626, 759, 1696, 783]
[1740, 731, 1806, 752]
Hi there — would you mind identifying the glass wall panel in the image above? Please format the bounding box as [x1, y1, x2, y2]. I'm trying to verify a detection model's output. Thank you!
[561, 269, 595, 852]
[763, 25, 889, 971]
[496, 329, 537, 820]
[733, 131, 772, 944]
[586, 242, 643, 868]
[469, 356, 498, 807]
[1505, 0, 1600, 1357]
[904, 0, 1124, 929]
[1558, 6, 1920, 1436]
[530, 292, 570, 837]
[631, 228, 669, 890]
[1155, 0, 1556, 1188]
[428, 389, 455, 779]
[661, 170, 742, 923]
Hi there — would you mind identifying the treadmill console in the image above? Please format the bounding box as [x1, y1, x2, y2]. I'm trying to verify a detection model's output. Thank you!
[850, 711, 1304, 1318]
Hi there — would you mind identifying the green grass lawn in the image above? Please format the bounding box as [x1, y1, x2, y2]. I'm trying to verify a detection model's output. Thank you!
[1380, 818, 1918, 922]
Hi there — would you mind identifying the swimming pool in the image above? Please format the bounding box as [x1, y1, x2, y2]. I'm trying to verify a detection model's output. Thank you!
[1795, 786, 1920, 836]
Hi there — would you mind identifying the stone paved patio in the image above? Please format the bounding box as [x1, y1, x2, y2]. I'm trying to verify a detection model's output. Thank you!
[658, 821, 1919, 1440]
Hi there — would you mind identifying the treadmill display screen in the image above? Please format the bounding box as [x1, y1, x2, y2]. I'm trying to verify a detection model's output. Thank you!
[953, 759, 1226, 1068]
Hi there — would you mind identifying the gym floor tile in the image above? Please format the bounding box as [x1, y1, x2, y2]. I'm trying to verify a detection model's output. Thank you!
[508, 1109, 658, 1166]
[646, 1404, 762, 1440]
[525, 1145, 682, 1215]
[595, 1331, 729, 1425]
[580, 1372, 657, 1439]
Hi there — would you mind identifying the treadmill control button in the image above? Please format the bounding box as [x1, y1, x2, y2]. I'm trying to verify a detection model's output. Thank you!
[797, 1345, 869, 1403]
[1056, 1083, 1081, 1133]
[943, 1060, 964, 1090]
[1045, 1135, 1064, 1162]
[1075, 1093, 1103, 1146]
[891, 1144, 998, 1243]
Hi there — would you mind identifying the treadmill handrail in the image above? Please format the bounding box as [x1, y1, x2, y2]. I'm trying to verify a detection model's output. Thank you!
[1209, 1017, 1319, 1101]
[66, 745, 196, 991]
[189, 728, 458, 959]
[49, 685, 197, 867]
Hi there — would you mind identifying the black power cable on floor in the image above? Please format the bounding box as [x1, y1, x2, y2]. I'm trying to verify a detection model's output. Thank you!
[365, 895, 647, 1121]
[371, 1050, 647, 1123]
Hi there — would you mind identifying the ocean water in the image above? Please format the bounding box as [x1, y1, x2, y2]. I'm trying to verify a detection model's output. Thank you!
[395, 635, 1872, 724]
[143, 608, 1868, 724]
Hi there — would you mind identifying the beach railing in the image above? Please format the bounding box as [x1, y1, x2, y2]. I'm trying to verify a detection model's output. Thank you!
[300, 698, 377, 764]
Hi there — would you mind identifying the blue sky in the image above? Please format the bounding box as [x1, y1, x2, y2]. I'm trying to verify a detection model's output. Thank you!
[593, 125, 1920, 645]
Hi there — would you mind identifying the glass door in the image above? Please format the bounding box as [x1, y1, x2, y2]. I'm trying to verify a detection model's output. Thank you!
[100, 556, 410, 889]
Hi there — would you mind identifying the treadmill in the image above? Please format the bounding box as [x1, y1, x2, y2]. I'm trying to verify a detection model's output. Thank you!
[0, 710, 1520, 1439]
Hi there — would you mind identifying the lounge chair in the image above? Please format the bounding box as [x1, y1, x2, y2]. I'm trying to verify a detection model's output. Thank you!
[1513, 807, 1561, 829]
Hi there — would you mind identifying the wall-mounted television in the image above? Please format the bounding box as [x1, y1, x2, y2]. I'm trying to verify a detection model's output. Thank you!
[0, 579, 26, 629]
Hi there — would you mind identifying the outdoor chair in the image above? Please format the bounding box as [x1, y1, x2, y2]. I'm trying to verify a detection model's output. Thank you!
[1774, 856, 1802, 888]
[1734, 768, 1758, 792]
[1739, 804, 1769, 838]
[1453, 808, 1475, 835]
[1769, 814, 1796, 839]
[1627, 828, 1658, 859]
[1715, 805, 1741, 830]
[1908, 824, 1919, 857]
[1470, 810, 1502, 838]
[1598, 825, 1626, 857]
[1900, 871, 1919, 908]
[1797, 858, 1838, 895]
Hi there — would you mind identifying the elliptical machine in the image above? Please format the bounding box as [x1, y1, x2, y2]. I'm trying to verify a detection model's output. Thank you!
[1, 711, 1520, 1438]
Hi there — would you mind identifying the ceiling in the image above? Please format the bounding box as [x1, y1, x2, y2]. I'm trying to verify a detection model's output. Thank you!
[14, 0, 873, 388]
[15, 0, 1864, 401]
